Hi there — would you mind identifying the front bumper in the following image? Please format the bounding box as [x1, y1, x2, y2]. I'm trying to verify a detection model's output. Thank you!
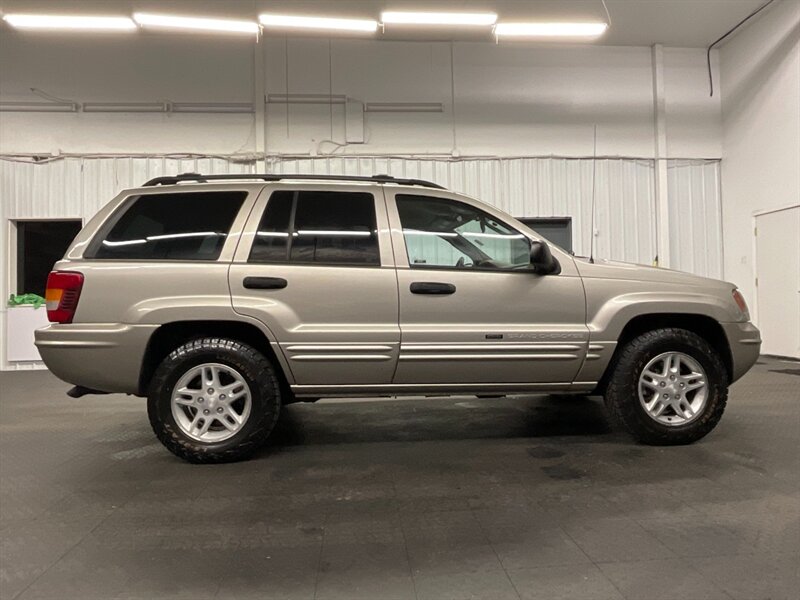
[721, 321, 761, 382]
[35, 323, 157, 395]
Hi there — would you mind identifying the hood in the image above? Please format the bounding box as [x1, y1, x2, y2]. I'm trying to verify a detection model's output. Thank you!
[574, 257, 733, 291]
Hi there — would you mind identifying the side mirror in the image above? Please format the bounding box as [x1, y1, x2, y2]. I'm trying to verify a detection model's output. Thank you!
[530, 240, 560, 275]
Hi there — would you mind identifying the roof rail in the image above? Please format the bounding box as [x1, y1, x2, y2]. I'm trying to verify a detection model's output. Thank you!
[142, 172, 446, 189]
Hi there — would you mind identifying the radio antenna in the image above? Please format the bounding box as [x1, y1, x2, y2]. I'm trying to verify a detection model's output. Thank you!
[588, 124, 598, 264]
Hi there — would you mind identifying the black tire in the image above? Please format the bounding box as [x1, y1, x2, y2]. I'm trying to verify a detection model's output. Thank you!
[148, 337, 281, 463]
[603, 328, 728, 445]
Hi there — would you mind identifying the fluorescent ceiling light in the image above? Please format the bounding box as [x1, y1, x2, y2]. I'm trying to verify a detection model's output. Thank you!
[102, 239, 146, 247]
[147, 232, 221, 241]
[297, 230, 372, 237]
[464, 232, 526, 239]
[2, 14, 136, 31]
[495, 22, 608, 38]
[133, 13, 258, 34]
[259, 14, 378, 33]
[381, 11, 497, 26]
[403, 229, 458, 238]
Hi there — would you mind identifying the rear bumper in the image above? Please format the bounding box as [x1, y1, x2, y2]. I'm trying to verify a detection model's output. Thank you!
[721, 321, 761, 383]
[34, 323, 156, 395]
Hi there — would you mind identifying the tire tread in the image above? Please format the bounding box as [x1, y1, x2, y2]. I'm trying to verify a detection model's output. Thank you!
[148, 337, 281, 463]
[603, 327, 728, 445]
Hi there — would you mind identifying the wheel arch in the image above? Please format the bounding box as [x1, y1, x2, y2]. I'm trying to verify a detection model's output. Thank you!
[138, 320, 294, 401]
[596, 313, 733, 394]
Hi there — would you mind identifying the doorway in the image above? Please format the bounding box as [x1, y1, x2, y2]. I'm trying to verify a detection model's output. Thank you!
[754, 206, 800, 359]
[517, 217, 573, 253]
[14, 220, 83, 297]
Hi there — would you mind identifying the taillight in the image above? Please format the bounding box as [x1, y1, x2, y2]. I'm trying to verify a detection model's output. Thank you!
[45, 271, 84, 324]
[732, 288, 749, 318]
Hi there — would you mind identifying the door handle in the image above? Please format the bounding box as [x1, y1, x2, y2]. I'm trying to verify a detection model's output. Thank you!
[243, 276, 288, 290]
[410, 282, 456, 295]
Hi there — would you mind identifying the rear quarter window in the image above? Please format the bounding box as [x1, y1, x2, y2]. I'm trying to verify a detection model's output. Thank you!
[86, 191, 246, 260]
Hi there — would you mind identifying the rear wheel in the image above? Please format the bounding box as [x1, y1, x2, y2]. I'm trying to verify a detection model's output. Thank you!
[148, 337, 281, 463]
[603, 328, 728, 445]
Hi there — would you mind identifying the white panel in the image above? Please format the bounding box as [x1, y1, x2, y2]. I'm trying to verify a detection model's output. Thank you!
[6, 306, 49, 362]
[667, 160, 723, 278]
[755, 207, 800, 358]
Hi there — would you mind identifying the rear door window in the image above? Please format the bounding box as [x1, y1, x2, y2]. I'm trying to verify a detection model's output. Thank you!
[249, 190, 380, 266]
[87, 191, 246, 260]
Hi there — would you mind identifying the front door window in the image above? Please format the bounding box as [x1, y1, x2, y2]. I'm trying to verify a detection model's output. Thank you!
[396, 194, 530, 271]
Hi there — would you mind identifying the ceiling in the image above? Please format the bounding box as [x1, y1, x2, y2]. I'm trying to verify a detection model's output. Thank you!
[0, 0, 772, 48]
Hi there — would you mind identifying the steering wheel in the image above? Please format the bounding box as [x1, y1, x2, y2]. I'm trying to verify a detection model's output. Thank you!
[455, 257, 466, 268]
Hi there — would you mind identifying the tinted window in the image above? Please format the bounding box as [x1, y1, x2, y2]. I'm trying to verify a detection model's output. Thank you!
[250, 191, 379, 266]
[249, 190, 293, 262]
[89, 192, 245, 260]
[396, 195, 530, 270]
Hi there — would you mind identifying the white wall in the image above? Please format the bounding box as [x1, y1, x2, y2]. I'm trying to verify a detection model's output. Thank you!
[0, 32, 257, 155]
[663, 48, 723, 159]
[264, 39, 660, 157]
[0, 31, 721, 159]
[720, 0, 800, 306]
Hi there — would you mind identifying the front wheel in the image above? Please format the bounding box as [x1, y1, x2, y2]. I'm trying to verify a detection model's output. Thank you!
[148, 338, 281, 463]
[603, 328, 728, 445]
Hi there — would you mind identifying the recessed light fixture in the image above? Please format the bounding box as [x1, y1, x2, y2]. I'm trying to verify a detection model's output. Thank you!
[2, 14, 136, 31]
[381, 11, 497, 26]
[494, 22, 608, 38]
[133, 13, 259, 34]
[259, 14, 378, 33]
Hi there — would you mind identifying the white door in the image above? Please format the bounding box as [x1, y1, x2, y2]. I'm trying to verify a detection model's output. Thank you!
[755, 206, 800, 358]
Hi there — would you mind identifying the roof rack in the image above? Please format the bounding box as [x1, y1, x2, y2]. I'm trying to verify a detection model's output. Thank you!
[142, 172, 446, 189]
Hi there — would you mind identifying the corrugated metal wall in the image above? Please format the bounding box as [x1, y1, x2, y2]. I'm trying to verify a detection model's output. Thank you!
[0, 155, 723, 369]
[270, 156, 722, 276]
[667, 160, 724, 278]
[0, 157, 255, 221]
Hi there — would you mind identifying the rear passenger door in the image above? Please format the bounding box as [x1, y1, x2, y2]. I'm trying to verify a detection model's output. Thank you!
[229, 185, 400, 387]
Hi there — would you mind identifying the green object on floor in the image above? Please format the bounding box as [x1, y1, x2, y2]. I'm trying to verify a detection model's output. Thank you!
[7, 293, 46, 309]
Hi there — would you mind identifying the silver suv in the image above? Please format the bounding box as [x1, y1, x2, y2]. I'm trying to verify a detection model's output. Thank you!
[36, 173, 761, 463]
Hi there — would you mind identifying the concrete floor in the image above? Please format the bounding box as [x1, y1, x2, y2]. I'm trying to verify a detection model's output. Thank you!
[0, 358, 798, 600]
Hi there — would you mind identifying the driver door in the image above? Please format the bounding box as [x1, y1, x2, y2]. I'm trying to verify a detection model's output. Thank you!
[386, 190, 588, 386]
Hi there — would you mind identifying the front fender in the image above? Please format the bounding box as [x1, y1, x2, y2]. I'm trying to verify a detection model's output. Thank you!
[587, 288, 735, 343]
[574, 279, 739, 384]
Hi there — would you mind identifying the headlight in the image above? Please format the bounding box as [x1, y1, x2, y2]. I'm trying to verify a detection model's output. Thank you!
[732, 289, 749, 319]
